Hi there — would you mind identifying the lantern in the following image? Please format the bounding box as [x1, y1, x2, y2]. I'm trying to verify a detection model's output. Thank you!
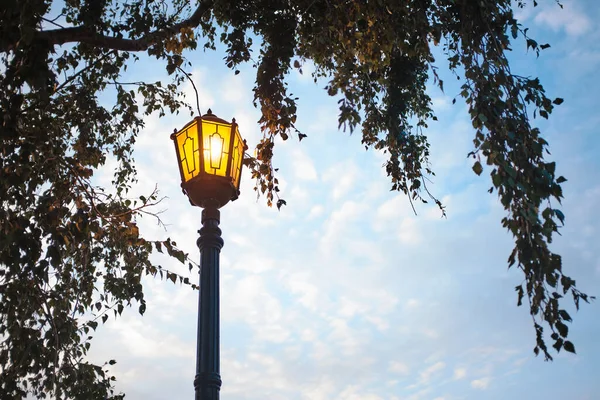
[170, 109, 246, 208]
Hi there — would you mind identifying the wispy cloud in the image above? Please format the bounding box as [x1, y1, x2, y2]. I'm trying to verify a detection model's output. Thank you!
[534, 1, 592, 36]
[471, 376, 492, 390]
[85, 8, 600, 399]
[453, 367, 467, 380]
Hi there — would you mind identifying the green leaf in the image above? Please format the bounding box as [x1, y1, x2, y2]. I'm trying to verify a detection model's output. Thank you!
[276, 199, 287, 210]
[472, 161, 483, 176]
[556, 321, 569, 338]
[492, 171, 502, 187]
[515, 284, 524, 306]
[173, 250, 186, 264]
[554, 209, 565, 224]
[511, 24, 518, 39]
[559, 309, 572, 322]
[563, 341, 576, 354]
[552, 338, 563, 352]
[553, 98, 564, 105]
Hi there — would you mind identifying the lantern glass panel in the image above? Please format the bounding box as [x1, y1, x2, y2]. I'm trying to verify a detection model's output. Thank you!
[174, 120, 200, 183]
[230, 125, 244, 190]
[209, 133, 224, 169]
[202, 121, 231, 177]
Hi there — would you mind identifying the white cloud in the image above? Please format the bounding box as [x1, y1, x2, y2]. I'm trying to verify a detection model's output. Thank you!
[291, 148, 318, 181]
[373, 195, 424, 244]
[453, 367, 467, 380]
[308, 204, 325, 219]
[373, 195, 415, 231]
[221, 349, 291, 398]
[282, 270, 321, 311]
[320, 200, 367, 250]
[301, 376, 335, 400]
[471, 377, 491, 390]
[230, 108, 262, 146]
[398, 217, 422, 245]
[104, 316, 193, 360]
[534, 2, 591, 36]
[338, 385, 384, 400]
[288, 184, 311, 204]
[229, 253, 275, 273]
[431, 95, 451, 112]
[389, 361, 410, 375]
[328, 317, 362, 356]
[419, 361, 446, 383]
[220, 73, 248, 105]
[405, 298, 420, 310]
[305, 108, 338, 135]
[222, 275, 291, 343]
[338, 296, 369, 318]
[322, 160, 360, 201]
[422, 328, 440, 340]
[365, 315, 390, 332]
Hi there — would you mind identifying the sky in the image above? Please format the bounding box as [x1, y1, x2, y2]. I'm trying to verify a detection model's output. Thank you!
[85, 1, 600, 399]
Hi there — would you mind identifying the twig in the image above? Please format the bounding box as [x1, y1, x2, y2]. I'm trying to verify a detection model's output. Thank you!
[176, 66, 202, 115]
[41, 16, 66, 29]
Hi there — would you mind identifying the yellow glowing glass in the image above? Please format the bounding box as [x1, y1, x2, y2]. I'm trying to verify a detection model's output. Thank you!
[229, 125, 244, 188]
[209, 133, 224, 169]
[202, 121, 231, 177]
[171, 110, 246, 207]
[173, 119, 200, 183]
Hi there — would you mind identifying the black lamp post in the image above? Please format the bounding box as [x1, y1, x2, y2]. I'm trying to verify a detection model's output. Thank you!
[170, 109, 247, 400]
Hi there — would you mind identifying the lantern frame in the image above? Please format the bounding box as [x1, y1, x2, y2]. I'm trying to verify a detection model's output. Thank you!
[170, 109, 247, 209]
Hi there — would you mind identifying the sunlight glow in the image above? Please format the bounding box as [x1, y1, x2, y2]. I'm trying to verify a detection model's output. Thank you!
[209, 133, 224, 169]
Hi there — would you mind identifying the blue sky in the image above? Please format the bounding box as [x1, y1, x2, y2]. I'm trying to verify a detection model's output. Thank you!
[87, 1, 599, 399]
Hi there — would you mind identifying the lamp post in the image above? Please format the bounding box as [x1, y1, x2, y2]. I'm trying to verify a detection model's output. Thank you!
[170, 109, 246, 400]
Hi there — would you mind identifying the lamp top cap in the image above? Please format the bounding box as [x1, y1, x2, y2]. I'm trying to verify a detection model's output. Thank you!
[201, 109, 232, 125]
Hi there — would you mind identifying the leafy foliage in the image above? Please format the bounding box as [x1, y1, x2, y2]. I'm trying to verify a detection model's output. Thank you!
[0, 0, 593, 397]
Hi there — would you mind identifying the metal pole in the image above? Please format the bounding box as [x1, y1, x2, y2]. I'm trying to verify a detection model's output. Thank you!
[194, 206, 223, 400]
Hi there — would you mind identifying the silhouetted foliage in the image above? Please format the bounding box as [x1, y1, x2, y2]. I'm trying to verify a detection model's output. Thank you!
[0, 0, 593, 397]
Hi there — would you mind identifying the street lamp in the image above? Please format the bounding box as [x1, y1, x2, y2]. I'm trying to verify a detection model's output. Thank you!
[170, 109, 246, 400]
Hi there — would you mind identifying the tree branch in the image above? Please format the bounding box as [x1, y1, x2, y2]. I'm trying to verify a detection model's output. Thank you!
[11, 1, 213, 52]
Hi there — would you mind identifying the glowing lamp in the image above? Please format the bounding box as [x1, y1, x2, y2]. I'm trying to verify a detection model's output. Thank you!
[170, 109, 246, 208]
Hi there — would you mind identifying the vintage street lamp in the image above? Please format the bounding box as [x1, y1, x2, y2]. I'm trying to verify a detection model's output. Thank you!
[170, 109, 246, 400]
